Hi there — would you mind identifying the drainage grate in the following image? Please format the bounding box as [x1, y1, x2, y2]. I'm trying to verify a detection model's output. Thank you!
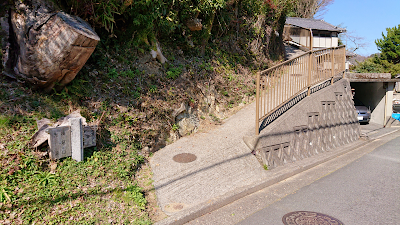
[282, 211, 343, 225]
[173, 153, 197, 163]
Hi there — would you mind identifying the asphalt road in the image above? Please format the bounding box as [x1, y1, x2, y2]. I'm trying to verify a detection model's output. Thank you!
[236, 136, 400, 225]
[186, 131, 400, 225]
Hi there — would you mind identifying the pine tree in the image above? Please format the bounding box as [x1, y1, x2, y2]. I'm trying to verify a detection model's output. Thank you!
[375, 25, 400, 65]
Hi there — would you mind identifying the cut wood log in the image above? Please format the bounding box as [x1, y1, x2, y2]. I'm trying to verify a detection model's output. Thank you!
[9, 1, 100, 92]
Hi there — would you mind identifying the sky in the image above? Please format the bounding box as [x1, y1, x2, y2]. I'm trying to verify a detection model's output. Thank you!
[322, 0, 400, 56]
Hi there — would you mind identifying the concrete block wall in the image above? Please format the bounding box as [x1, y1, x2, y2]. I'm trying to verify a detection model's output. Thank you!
[254, 78, 360, 169]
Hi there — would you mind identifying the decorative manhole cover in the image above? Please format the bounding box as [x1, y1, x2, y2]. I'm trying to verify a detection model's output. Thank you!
[173, 204, 183, 210]
[282, 211, 343, 225]
[165, 203, 186, 213]
[173, 153, 197, 163]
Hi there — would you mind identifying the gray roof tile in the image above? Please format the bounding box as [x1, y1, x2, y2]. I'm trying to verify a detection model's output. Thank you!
[286, 17, 345, 32]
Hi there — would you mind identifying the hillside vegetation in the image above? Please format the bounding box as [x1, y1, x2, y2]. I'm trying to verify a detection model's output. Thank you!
[0, 0, 293, 223]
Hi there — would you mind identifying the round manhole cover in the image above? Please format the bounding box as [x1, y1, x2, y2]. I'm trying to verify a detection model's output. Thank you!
[173, 204, 183, 210]
[173, 153, 197, 163]
[282, 211, 343, 225]
[165, 203, 186, 213]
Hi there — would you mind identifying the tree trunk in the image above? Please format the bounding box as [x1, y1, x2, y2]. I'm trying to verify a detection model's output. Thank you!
[5, 0, 100, 92]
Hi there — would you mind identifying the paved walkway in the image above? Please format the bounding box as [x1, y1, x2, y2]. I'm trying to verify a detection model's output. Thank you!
[150, 101, 399, 225]
[360, 122, 399, 139]
[150, 102, 269, 221]
[284, 43, 306, 60]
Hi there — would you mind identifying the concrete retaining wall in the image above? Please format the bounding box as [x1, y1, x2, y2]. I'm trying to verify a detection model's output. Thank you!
[253, 78, 360, 169]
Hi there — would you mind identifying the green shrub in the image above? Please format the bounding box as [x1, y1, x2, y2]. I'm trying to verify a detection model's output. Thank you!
[353, 57, 384, 73]
[107, 68, 119, 78]
[124, 184, 147, 210]
[34, 172, 59, 187]
[120, 69, 140, 78]
[59, 0, 283, 51]
[0, 185, 13, 204]
[166, 65, 183, 79]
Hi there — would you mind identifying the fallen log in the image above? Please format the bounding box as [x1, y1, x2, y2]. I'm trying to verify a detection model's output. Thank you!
[7, 0, 99, 92]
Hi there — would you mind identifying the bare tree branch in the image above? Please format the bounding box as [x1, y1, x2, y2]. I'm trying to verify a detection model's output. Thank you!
[291, 0, 334, 18]
[338, 28, 368, 53]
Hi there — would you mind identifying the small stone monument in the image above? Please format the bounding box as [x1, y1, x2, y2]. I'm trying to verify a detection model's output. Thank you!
[48, 126, 71, 159]
[46, 118, 97, 161]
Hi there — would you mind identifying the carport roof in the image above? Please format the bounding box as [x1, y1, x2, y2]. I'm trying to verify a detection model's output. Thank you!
[345, 72, 400, 82]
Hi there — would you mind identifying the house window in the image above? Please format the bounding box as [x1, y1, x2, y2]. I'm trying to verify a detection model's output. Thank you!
[320, 33, 330, 37]
[290, 27, 301, 36]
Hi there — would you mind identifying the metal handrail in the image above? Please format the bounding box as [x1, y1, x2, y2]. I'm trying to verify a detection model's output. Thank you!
[256, 46, 346, 135]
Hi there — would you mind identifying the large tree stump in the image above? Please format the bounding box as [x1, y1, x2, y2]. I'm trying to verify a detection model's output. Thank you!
[7, 0, 100, 92]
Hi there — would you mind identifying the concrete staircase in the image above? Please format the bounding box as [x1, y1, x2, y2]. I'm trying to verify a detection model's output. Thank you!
[284, 43, 307, 60]
[252, 78, 361, 169]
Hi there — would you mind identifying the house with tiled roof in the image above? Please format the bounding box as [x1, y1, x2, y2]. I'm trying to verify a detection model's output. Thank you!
[284, 17, 346, 50]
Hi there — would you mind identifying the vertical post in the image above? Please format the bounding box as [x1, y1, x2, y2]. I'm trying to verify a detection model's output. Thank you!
[384, 83, 388, 126]
[309, 28, 313, 51]
[307, 51, 312, 96]
[343, 46, 346, 78]
[70, 118, 84, 162]
[307, 28, 313, 96]
[256, 72, 260, 135]
[309, 28, 313, 96]
[331, 48, 335, 84]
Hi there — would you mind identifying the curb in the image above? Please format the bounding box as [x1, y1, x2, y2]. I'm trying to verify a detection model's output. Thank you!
[155, 129, 399, 225]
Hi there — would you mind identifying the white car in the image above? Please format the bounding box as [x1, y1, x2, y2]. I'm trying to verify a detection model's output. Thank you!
[354, 98, 371, 124]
